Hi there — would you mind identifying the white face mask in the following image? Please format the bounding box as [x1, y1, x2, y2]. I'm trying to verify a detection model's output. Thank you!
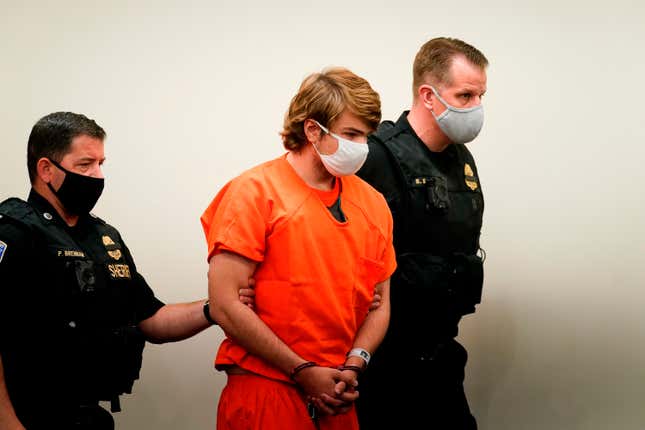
[311, 120, 369, 176]
[430, 86, 484, 144]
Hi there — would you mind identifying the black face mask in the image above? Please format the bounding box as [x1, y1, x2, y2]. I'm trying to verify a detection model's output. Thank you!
[47, 159, 104, 215]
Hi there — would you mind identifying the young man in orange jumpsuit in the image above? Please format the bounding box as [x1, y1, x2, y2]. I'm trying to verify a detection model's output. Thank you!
[201, 68, 396, 430]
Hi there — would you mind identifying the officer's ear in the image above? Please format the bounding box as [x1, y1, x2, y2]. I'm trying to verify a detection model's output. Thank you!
[303, 119, 324, 145]
[36, 157, 56, 184]
[418, 85, 435, 111]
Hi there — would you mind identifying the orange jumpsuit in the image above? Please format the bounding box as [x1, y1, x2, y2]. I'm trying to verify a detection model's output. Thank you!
[201, 155, 396, 430]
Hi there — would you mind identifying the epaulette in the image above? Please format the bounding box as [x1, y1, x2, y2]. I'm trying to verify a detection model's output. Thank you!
[87, 212, 107, 225]
[371, 120, 403, 145]
[0, 198, 36, 223]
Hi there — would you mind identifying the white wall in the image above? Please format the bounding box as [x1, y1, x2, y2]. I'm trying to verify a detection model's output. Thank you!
[2, 1, 644, 429]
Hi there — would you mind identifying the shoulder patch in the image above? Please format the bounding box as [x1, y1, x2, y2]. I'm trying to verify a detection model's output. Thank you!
[0, 240, 7, 263]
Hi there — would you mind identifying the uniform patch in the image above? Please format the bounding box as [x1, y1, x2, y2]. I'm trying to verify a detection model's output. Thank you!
[102, 235, 115, 246]
[464, 163, 478, 191]
[107, 249, 122, 260]
[0, 241, 7, 263]
[108, 263, 131, 279]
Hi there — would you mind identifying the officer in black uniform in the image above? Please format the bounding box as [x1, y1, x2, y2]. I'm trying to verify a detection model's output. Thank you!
[356, 38, 489, 429]
[0, 112, 228, 429]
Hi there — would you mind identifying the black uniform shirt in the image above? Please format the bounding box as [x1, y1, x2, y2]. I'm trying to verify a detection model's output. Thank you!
[0, 190, 164, 415]
[359, 111, 464, 225]
[357, 112, 484, 344]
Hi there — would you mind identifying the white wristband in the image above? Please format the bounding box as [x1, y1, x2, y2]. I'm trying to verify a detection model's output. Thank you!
[347, 348, 371, 366]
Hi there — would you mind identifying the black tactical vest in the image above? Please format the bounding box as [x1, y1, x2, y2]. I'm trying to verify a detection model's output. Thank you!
[0, 198, 145, 407]
[370, 119, 485, 317]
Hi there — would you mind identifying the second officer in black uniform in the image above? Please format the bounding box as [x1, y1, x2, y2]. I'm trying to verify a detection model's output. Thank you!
[356, 37, 489, 429]
[0, 112, 222, 429]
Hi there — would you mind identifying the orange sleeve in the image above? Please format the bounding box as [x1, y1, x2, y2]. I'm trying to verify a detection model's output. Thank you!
[200, 175, 270, 263]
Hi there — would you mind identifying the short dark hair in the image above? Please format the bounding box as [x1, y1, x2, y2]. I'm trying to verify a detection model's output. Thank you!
[413, 37, 488, 93]
[27, 112, 106, 183]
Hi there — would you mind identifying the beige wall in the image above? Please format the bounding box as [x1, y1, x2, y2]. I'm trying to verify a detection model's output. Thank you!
[2, 1, 644, 429]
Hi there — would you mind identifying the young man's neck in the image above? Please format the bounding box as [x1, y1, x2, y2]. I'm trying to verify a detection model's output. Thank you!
[286, 147, 336, 191]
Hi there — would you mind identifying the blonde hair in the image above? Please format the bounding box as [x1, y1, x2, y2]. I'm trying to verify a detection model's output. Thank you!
[281, 67, 381, 151]
[413, 37, 488, 93]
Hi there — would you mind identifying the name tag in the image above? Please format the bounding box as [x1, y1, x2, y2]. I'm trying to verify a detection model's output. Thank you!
[57, 249, 86, 258]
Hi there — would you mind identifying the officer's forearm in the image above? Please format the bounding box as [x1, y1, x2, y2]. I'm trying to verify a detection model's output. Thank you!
[0, 354, 25, 430]
[347, 279, 391, 367]
[139, 301, 210, 344]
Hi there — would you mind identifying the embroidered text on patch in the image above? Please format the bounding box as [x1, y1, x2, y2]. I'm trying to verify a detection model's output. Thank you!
[108, 263, 131, 279]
